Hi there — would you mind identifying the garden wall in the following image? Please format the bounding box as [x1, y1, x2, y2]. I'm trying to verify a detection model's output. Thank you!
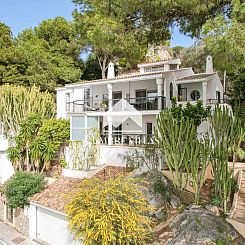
[0, 195, 5, 221]
[14, 208, 29, 236]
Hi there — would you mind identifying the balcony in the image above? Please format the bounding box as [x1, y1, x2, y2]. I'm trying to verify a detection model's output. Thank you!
[67, 96, 165, 113]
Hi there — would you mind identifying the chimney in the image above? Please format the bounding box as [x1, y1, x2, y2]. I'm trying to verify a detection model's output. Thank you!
[107, 62, 115, 79]
[206, 55, 213, 73]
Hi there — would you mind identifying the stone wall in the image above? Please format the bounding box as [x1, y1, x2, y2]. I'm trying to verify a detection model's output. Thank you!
[0, 195, 5, 221]
[14, 208, 29, 236]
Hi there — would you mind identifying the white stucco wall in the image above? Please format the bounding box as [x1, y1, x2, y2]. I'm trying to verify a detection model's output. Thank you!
[100, 145, 137, 166]
[206, 74, 224, 100]
[0, 136, 15, 184]
[56, 88, 68, 119]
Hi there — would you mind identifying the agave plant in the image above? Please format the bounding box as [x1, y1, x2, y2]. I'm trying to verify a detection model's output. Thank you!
[41, 140, 56, 173]
[30, 138, 45, 172]
[7, 147, 22, 170]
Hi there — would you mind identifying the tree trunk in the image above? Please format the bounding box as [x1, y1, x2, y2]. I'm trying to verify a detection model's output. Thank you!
[26, 143, 30, 171]
[98, 55, 108, 79]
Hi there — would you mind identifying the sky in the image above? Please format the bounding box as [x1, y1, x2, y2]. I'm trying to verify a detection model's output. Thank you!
[0, 0, 194, 47]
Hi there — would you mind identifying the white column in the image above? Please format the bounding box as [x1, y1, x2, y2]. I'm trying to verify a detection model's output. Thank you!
[108, 116, 113, 145]
[107, 83, 113, 145]
[202, 82, 207, 108]
[156, 78, 163, 110]
[173, 81, 178, 98]
[107, 83, 113, 111]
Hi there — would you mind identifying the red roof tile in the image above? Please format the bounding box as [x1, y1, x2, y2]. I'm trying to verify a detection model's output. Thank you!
[176, 73, 215, 82]
[31, 166, 128, 213]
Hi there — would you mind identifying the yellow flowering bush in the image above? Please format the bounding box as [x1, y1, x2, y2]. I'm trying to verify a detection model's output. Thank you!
[65, 176, 153, 244]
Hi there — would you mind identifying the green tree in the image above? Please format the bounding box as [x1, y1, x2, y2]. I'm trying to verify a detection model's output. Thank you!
[73, 2, 147, 78]
[0, 18, 83, 91]
[8, 116, 70, 172]
[203, 1, 245, 113]
[203, 1, 245, 75]
[4, 171, 46, 208]
[180, 45, 208, 73]
[0, 22, 13, 48]
[65, 176, 153, 244]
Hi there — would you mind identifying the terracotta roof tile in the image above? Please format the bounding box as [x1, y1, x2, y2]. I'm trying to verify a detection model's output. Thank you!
[66, 72, 164, 86]
[31, 166, 128, 213]
[176, 73, 215, 81]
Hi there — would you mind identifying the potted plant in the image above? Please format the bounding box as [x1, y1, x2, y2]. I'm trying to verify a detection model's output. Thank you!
[99, 102, 108, 112]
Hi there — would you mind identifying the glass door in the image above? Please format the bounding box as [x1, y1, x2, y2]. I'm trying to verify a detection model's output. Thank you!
[136, 90, 146, 110]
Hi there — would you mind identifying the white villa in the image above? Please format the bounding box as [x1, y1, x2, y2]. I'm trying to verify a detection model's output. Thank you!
[56, 55, 227, 167]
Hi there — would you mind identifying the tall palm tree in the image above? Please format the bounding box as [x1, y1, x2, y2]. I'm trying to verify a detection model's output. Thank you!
[18, 114, 42, 171]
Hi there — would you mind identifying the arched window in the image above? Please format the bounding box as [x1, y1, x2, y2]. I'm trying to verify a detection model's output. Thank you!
[190, 90, 201, 101]
[170, 83, 173, 100]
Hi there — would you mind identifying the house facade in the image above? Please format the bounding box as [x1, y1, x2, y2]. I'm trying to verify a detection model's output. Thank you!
[56, 56, 225, 147]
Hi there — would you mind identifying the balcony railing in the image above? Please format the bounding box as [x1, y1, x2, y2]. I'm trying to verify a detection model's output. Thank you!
[207, 99, 230, 105]
[176, 98, 230, 105]
[100, 133, 155, 145]
[67, 96, 165, 113]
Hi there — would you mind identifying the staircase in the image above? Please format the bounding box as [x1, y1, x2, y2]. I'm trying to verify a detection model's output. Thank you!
[230, 170, 245, 223]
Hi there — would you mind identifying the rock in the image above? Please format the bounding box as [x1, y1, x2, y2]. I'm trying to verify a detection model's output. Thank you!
[155, 206, 167, 221]
[170, 195, 180, 209]
[205, 204, 220, 216]
[167, 205, 245, 245]
[149, 194, 166, 209]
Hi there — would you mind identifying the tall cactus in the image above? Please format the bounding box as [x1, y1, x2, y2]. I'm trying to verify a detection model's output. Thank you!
[156, 110, 197, 190]
[0, 84, 55, 137]
[187, 135, 212, 204]
[209, 106, 243, 212]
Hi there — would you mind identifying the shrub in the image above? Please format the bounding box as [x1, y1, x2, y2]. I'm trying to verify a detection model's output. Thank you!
[4, 172, 46, 208]
[65, 176, 153, 244]
[171, 98, 210, 126]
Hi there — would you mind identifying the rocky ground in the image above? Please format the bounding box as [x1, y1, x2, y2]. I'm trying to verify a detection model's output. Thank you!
[136, 171, 245, 245]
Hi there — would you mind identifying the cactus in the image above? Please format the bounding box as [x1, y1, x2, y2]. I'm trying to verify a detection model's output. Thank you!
[187, 135, 212, 204]
[209, 106, 243, 212]
[156, 109, 197, 190]
[0, 84, 55, 138]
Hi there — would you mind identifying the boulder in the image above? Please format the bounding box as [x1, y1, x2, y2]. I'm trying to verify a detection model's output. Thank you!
[170, 195, 180, 209]
[167, 205, 245, 245]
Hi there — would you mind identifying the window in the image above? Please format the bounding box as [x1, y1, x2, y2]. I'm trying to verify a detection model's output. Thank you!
[147, 90, 157, 98]
[178, 85, 187, 101]
[71, 116, 85, 141]
[170, 83, 173, 100]
[103, 94, 108, 102]
[190, 90, 201, 101]
[84, 88, 91, 106]
[146, 123, 153, 135]
[112, 91, 122, 105]
[169, 64, 177, 70]
[71, 116, 99, 141]
[216, 91, 221, 103]
[145, 66, 164, 73]
[136, 90, 147, 110]
[147, 90, 158, 110]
